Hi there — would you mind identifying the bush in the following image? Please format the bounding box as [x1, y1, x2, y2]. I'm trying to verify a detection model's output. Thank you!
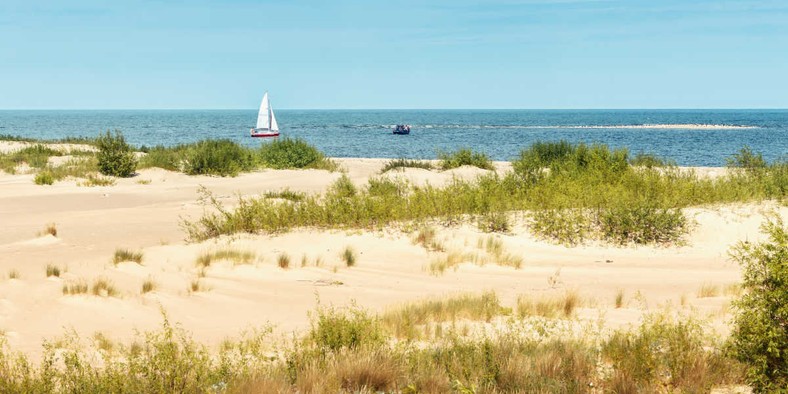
[598, 203, 687, 245]
[96, 130, 137, 177]
[729, 217, 788, 392]
[258, 138, 335, 170]
[630, 153, 671, 168]
[34, 171, 54, 185]
[727, 146, 767, 172]
[438, 148, 494, 170]
[183, 139, 254, 176]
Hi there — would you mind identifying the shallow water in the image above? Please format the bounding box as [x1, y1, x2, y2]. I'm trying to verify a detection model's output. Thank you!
[1, 109, 786, 166]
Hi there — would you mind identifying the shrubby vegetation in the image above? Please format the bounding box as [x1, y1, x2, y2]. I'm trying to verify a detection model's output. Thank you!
[96, 130, 137, 177]
[186, 142, 786, 245]
[138, 137, 338, 175]
[438, 147, 494, 170]
[0, 299, 746, 393]
[728, 216, 788, 392]
[380, 158, 434, 173]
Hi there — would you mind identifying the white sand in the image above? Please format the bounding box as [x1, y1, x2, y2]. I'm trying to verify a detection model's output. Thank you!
[0, 146, 784, 359]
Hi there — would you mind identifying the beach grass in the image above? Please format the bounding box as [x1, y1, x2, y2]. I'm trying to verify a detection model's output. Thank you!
[46, 264, 61, 278]
[341, 246, 356, 267]
[380, 158, 434, 173]
[196, 248, 255, 269]
[62, 280, 88, 295]
[185, 142, 786, 246]
[437, 147, 494, 170]
[141, 278, 156, 294]
[0, 300, 746, 393]
[112, 248, 143, 265]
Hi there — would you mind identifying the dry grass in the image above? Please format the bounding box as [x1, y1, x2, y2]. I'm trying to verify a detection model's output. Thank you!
[39, 223, 57, 237]
[91, 278, 119, 297]
[428, 251, 467, 275]
[413, 226, 445, 252]
[697, 283, 721, 298]
[190, 278, 207, 293]
[722, 283, 742, 297]
[196, 248, 255, 269]
[141, 278, 156, 294]
[277, 253, 290, 269]
[112, 248, 143, 265]
[62, 280, 88, 295]
[46, 264, 61, 278]
[615, 289, 625, 308]
[517, 291, 581, 318]
[382, 292, 507, 339]
[8, 269, 19, 280]
[78, 174, 116, 187]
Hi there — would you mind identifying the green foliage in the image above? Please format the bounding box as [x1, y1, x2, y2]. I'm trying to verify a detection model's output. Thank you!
[34, 171, 54, 185]
[438, 148, 494, 170]
[137, 145, 185, 172]
[95, 130, 137, 177]
[630, 152, 672, 168]
[183, 139, 254, 177]
[380, 158, 434, 173]
[307, 305, 384, 352]
[727, 146, 767, 172]
[258, 138, 337, 170]
[603, 314, 743, 391]
[186, 142, 786, 246]
[477, 211, 510, 233]
[0, 144, 62, 174]
[729, 217, 788, 392]
[341, 246, 357, 267]
[264, 188, 306, 202]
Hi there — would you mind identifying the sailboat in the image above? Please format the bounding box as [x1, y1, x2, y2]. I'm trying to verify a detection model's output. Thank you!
[250, 92, 280, 138]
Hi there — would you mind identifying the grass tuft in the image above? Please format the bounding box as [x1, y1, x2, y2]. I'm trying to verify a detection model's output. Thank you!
[91, 278, 119, 297]
[62, 280, 88, 295]
[112, 248, 143, 265]
[380, 158, 434, 173]
[277, 253, 290, 269]
[517, 291, 581, 318]
[341, 246, 357, 267]
[141, 278, 156, 294]
[438, 148, 494, 170]
[46, 264, 61, 278]
[697, 284, 720, 298]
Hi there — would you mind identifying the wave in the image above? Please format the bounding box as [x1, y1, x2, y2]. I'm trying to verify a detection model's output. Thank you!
[331, 123, 758, 130]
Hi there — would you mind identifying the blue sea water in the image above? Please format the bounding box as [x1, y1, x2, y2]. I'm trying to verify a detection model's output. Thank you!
[0, 109, 786, 166]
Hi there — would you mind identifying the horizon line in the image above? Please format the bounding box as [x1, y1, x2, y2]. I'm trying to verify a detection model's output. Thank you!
[1, 107, 787, 111]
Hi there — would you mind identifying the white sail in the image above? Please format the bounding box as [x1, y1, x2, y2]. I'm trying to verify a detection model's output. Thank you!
[270, 105, 279, 131]
[256, 93, 270, 129]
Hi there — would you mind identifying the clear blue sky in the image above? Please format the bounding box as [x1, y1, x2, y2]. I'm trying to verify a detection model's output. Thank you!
[2, 0, 787, 109]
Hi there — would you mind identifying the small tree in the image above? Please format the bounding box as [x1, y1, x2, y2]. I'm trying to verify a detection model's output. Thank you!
[729, 216, 788, 392]
[96, 130, 137, 177]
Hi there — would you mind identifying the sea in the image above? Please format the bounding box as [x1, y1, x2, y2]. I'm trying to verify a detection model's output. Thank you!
[1, 109, 786, 166]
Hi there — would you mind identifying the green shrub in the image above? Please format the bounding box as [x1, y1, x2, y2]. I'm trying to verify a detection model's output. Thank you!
[438, 148, 494, 170]
[341, 246, 357, 267]
[477, 211, 510, 233]
[729, 217, 788, 392]
[34, 171, 54, 185]
[307, 305, 384, 352]
[137, 145, 185, 171]
[727, 146, 767, 172]
[96, 130, 137, 177]
[258, 138, 336, 170]
[183, 139, 254, 176]
[630, 153, 671, 168]
[598, 204, 687, 245]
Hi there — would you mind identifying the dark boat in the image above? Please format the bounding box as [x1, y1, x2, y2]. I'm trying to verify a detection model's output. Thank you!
[393, 124, 411, 135]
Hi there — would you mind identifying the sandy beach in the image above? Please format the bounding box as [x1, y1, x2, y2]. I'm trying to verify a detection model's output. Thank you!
[0, 141, 785, 361]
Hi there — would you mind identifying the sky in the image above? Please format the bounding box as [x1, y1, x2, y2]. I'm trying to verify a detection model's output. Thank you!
[1, 0, 787, 109]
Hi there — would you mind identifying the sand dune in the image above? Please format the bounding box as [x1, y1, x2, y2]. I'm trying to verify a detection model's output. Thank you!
[0, 156, 784, 360]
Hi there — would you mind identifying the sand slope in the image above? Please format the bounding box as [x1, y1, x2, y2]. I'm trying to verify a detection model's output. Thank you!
[0, 157, 784, 359]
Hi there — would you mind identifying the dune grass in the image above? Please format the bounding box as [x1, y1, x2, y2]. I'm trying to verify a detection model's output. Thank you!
[412, 226, 445, 252]
[380, 158, 434, 173]
[91, 278, 119, 297]
[0, 299, 747, 393]
[264, 188, 306, 202]
[62, 280, 88, 295]
[141, 278, 156, 294]
[39, 223, 57, 237]
[438, 148, 494, 170]
[0, 144, 62, 174]
[7, 270, 20, 280]
[185, 142, 786, 246]
[341, 246, 356, 267]
[516, 291, 582, 319]
[697, 283, 721, 298]
[112, 248, 143, 265]
[277, 253, 291, 269]
[196, 248, 256, 269]
[46, 264, 61, 278]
